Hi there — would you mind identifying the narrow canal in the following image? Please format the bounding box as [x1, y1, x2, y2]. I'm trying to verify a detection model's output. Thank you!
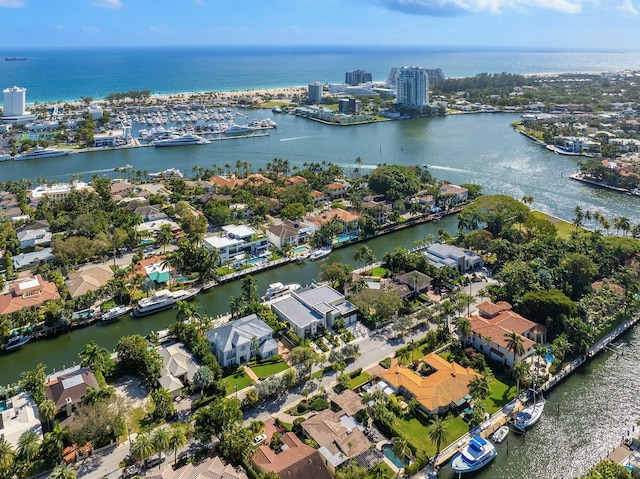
[439, 327, 640, 479]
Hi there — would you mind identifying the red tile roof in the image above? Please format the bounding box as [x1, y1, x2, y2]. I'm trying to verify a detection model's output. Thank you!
[0, 275, 60, 315]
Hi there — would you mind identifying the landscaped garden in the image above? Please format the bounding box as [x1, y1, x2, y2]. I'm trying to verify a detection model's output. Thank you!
[249, 355, 290, 380]
[220, 367, 254, 395]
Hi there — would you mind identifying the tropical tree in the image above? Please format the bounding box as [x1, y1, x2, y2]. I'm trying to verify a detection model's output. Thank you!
[38, 398, 57, 432]
[152, 428, 171, 461]
[455, 317, 472, 345]
[512, 361, 530, 396]
[241, 275, 258, 304]
[551, 333, 572, 362]
[49, 464, 77, 479]
[504, 330, 525, 365]
[468, 375, 490, 400]
[16, 431, 40, 465]
[0, 437, 14, 471]
[130, 433, 156, 463]
[390, 437, 413, 477]
[79, 341, 114, 377]
[168, 426, 187, 464]
[193, 365, 216, 394]
[353, 245, 376, 268]
[176, 300, 199, 323]
[428, 415, 450, 465]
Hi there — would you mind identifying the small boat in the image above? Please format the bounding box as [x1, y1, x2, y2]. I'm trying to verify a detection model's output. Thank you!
[450, 435, 497, 474]
[101, 305, 132, 323]
[133, 288, 199, 317]
[308, 247, 332, 261]
[492, 425, 509, 444]
[3, 334, 31, 352]
[262, 282, 301, 301]
[422, 163, 431, 168]
[513, 397, 546, 431]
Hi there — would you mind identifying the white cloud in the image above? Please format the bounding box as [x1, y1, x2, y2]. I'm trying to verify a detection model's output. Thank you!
[90, 0, 122, 9]
[376, 0, 637, 16]
[0, 0, 27, 7]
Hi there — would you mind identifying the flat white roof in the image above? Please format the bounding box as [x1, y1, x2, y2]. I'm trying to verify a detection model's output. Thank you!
[222, 224, 256, 239]
[204, 235, 243, 249]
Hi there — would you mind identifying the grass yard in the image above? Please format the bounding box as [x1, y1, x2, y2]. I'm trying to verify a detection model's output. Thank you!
[346, 372, 371, 390]
[220, 367, 254, 395]
[393, 415, 470, 457]
[365, 462, 395, 478]
[485, 377, 516, 414]
[529, 210, 576, 239]
[249, 359, 290, 380]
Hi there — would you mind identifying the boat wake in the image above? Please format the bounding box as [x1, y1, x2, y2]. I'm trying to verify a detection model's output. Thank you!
[279, 135, 326, 142]
[338, 163, 379, 170]
[428, 165, 473, 174]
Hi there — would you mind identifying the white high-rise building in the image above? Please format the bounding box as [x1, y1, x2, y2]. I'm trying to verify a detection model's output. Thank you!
[3, 86, 27, 117]
[395, 67, 429, 108]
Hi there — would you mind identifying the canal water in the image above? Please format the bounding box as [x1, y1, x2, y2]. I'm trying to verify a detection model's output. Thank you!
[440, 327, 640, 479]
[2, 111, 640, 477]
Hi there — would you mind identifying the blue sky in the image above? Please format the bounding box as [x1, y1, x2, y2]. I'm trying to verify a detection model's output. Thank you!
[0, 0, 638, 50]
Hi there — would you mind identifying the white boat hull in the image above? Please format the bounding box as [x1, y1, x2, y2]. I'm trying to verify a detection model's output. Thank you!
[514, 399, 546, 430]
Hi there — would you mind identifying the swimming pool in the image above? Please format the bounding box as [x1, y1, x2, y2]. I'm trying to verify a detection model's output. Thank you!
[381, 444, 410, 468]
[0, 400, 7, 412]
[294, 245, 310, 254]
[336, 232, 359, 243]
[246, 257, 265, 266]
[545, 353, 555, 364]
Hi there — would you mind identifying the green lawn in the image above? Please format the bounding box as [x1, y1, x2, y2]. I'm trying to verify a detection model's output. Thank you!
[346, 372, 371, 390]
[249, 358, 290, 379]
[220, 367, 254, 395]
[529, 210, 576, 239]
[393, 415, 469, 457]
[365, 462, 395, 478]
[485, 377, 516, 414]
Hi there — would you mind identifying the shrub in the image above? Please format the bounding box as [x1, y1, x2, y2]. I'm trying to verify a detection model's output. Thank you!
[296, 402, 308, 414]
[379, 358, 392, 369]
[309, 397, 330, 411]
[349, 368, 363, 379]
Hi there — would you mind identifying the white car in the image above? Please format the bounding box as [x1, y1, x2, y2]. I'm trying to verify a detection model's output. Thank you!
[253, 433, 267, 445]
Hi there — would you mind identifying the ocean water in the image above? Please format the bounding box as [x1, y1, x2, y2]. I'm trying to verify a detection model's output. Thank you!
[1, 45, 640, 103]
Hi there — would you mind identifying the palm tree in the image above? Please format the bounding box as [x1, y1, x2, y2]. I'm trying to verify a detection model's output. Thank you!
[0, 437, 15, 471]
[168, 427, 187, 464]
[50, 464, 77, 479]
[38, 398, 57, 432]
[551, 334, 572, 362]
[78, 341, 112, 376]
[428, 416, 450, 465]
[176, 301, 199, 323]
[390, 437, 413, 477]
[229, 295, 244, 319]
[511, 361, 530, 396]
[152, 428, 171, 464]
[241, 275, 258, 303]
[131, 433, 156, 463]
[468, 375, 490, 400]
[455, 317, 472, 345]
[17, 431, 41, 463]
[504, 330, 525, 365]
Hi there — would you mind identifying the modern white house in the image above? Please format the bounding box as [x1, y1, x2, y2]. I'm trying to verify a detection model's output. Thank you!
[271, 284, 358, 338]
[206, 314, 278, 368]
[0, 392, 42, 448]
[203, 224, 269, 266]
[424, 243, 483, 273]
[265, 220, 314, 250]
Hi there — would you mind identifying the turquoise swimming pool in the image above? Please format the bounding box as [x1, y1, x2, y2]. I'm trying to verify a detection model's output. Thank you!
[294, 246, 310, 254]
[246, 257, 264, 265]
[381, 444, 410, 468]
[336, 232, 359, 243]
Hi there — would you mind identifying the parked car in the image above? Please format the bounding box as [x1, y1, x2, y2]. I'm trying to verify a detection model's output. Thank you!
[122, 464, 140, 478]
[253, 433, 267, 445]
[145, 452, 166, 468]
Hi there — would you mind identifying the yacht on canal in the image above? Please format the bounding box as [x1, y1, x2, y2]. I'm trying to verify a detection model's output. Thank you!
[450, 435, 497, 473]
[262, 282, 301, 301]
[101, 305, 132, 323]
[133, 288, 199, 317]
[3, 334, 31, 352]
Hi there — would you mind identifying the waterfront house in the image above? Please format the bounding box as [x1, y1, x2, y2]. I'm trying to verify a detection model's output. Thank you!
[394, 270, 433, 297]
[360, 195, 391, 224]
[378, 352, 480, 415]
[325, 181, 348, 200]
[44, 366, 100, 419]
[0, 274, 60, 314]
[266, 220, 314, 250]
[110, 179, 136, 197]
[206, 314, 278, 368]
[29, 181, 93, 202]
[0, 392, 42, 448]
[66, 264, 114, 298]
[301, 409, 370, 471]
[307, 209, 360, 234]
[466, 301, 547, 367]
[311, 190, 330, 205]
[271, 284, 357, 339]
[251, 432, 333, 479]
[203, 224, 268, 266]
[425, 243, 483, 273]
[438, 183, 469, 206]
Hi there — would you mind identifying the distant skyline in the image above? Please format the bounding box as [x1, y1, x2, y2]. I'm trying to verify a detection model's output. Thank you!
[0, 0, 638, 50]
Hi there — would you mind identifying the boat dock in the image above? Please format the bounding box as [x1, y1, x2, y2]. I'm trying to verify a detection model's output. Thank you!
[430, 312, 640, 471]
